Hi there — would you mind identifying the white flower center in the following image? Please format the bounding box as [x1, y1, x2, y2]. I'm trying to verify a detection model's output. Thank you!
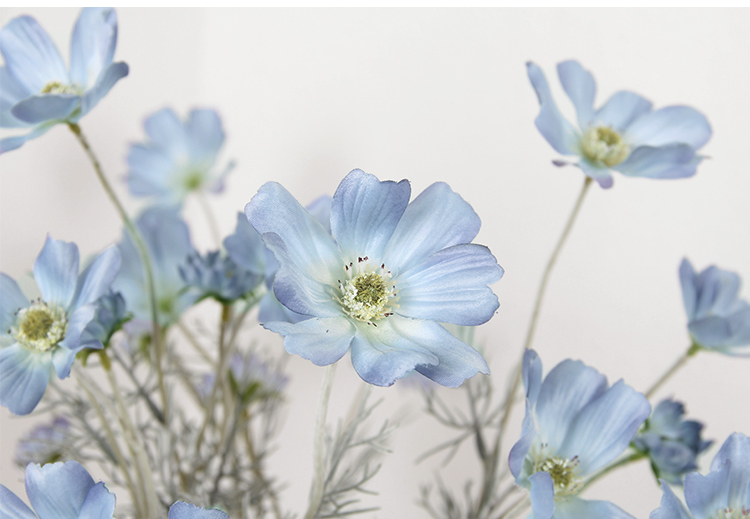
[337, 257, 398, 324]
[12, 301, 68, 352]
[533, 455, 583, 497]
[713, 507, 750, 519]
[581, 126, 630, 167]
[40, 80, 83, 96]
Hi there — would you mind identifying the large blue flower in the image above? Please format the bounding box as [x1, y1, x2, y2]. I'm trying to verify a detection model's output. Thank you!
[168, 501, 228, 519]
[245, 169, 503, 387]
[0, 460, 115, 519]
[127, 108, 231, 207]
[526, 60, 711, 188]
[508, 349, 650, 519]
[679, 258, 750, 354]
[650, 433, 750, 519]
[0, 237, 120, 415]
[0, 8, 128, 154]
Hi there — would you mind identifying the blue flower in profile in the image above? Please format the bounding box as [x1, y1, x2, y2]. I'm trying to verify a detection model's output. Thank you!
[634, 399, 712, 485]
[0, 460, 116, 518]
[169, 501, 229, 519]
[508, 349, 650, 518]
[246, 169, 503, 387]
[0, 8, 128, 154]
[679, 258, 750, 354]
[650, 433, 750, 519]
[0, 237, 120, 415]
[526, 60, 711, 188]
[79, 291, 128, 350]
[112, 206, 196, 327]
[127, 108, 233, 207]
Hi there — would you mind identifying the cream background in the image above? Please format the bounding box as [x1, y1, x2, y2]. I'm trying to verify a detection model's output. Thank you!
[1, 8, 749, 518]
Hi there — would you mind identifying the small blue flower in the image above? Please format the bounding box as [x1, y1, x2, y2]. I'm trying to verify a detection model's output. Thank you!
[79, 291, 129, 350]
[169, 501, 229, 519]
[245, 169, 503, 387]
[127, 108, 232, 207]
[179, 250, 263, 304]
[15, 417, 71, 467]
[112, 206, 196, 327]
[526, 60, 711, 188]
[650, 433, 750, 519]
[0, 237, 121, 415]
[0, 460, 116, 519]
[508, 349, 650, 519]
[679, 258, 750, 354]
[0, 8, 128, 154]
[634, 399, 712, 485]
[198, 351, 289, 405]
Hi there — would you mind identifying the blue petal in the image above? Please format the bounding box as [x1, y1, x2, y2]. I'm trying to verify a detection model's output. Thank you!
[626, 106, 712, 150]
[168, 501, 229, 519]
[34, 237, 80, 308]
[0, 483, 37, 519]
[71, 246, 121, 308]
[264, 316, 354, 366]
[186, 109, 224, 161]
[0, 344, 52, 415]
[555, 497, 635, 519]
[126, 143, 174, 199]
[0, 125, 51, 155]
[523, 348, 543, 406]
[509, 400, 536, 480]
[1, 65, 33, 127]
[25, 460, 95, 519]
[258, 291, 310, 325]
[528, 471, 555, 519]
[330, 169, 411, 261]
[650, 480, 692, 519]
[57, 303, 96, 353]
[689, 316, 737, 349]
[615, 144, 700, 179]
[69, 8, 118, 89]
[11, 94, 80, 124]
[224, 213, 266, 275]
[79, 62, 128, 118]
[1, 273, 29, 333]
[526, 62, 579, 155]
[396, 244, 502, 326]
[77, 481, 116, 519]
[383, 182, 481, 274]
[578, 160, 614, 189]
[143, 108, 189, 157]
[710, 433, 750, 507]
[306, 194, 333, 233]
[557, 60, 596, 129]
[351, 332, 438, 387]
[679, 259, 698, 321]
[51, 345, 78, 380]
[684, 461, 731, 517]
[559, 380, 650, 475]
[0, 15, 67, 93]
[595, 91, 653, 131]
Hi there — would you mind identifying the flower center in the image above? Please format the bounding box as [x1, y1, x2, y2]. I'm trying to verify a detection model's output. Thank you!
[581, 126, 630, 167]
[12, 301, 68, 352]
[183, 169, 205, 191]
[713, 508, 750, 519]
[337, 258, 398, 323]
[534, 456, 583, 497]
[40, 80, 83, 96]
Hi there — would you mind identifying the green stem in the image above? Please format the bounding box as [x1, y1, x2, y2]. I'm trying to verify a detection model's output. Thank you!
[305, 363, 337, 519]
[645, 343, 701, 399]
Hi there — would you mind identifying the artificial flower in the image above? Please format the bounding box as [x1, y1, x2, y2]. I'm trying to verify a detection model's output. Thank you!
[169, 501, 229, 519]
[15, 417, 71, 467]
[180, 250, 263, 304]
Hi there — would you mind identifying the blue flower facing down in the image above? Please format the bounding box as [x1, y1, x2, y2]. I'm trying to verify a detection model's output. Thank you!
[508, 349, 650, 519]
[245, 169, 503, 387]
[526, 60, 711, 188]
[169, 501, 228, 519]
[650, 433, 750, 519]
[0, 237, 121, 415]
[179, 250, 263, 304]
[127, 108, 232, 207]
[0, 8, 128, 154]
[679, 258, 750, 354]
[0, 460, 116, 519]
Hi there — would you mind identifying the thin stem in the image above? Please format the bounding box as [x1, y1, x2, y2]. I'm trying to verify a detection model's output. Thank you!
[245, 424, 283, 519]
[197, 190, 222, 249]
[579, 451, 646, 493]
[305, 363, 338, 519]
[177, 320, 217, 367]
[645, 343, 701, 398]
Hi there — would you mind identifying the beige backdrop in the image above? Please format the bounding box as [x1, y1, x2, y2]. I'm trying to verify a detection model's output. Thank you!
[1, 8, 749, 518]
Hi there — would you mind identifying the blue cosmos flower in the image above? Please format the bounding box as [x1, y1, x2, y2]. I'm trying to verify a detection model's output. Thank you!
[112, 206, 196, 327]
[526, 60, 712, 188]
[15, 417, 71, 467]
[0, 237, 120, 415]
[179, 250, 263, 304]
[0, 460, 116, 519]
[127, 108, 232, 207]
[634, 399, 712, 485]
[679, 258, 750, 354]
[0, 8, 128, 154]
[168, 501, 229, 519]
[508, 349, 650, 519]
[245, 169, 503, 387]
[650, 433, 750, 519]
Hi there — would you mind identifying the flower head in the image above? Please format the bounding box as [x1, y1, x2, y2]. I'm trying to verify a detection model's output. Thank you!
[679, 259, 750, 354]
[169, 501, 229, 519]
[127, 108, 232, 206]
[79, 291, 129, 350]
[526, 60, 711, 188]
[508, 349, 650, 518]
[0, 237, 120, 415]
[0, 8, 128, 153]
[245, 169, 503, 387]
[15, 417, 71, 467]
[180, 250, 263, 304]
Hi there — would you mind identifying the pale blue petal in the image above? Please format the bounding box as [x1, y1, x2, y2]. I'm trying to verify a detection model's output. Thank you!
[77, 482, 115, 519]
[51, 345, 78, 380]
[0, 344, 52, 415]
[71, 246, 121, 308]
[595, 91, 653, 131]
[535, 359, 608, 452]
[396, 244, 502, 325]
[509, 400, 536, 479]
[526, 62, 579, 155]
[528, 471, 555, 519]
[680, 259, 698, 321]
[557, 60, 596, 129]
[0, 15, 67, 93]
[710, 433, 750, 507]
[555, 497, 635, 519]
[579, 160, 614, 189]
[186, 109, 224, 160]
[650, 481, 692, 519]
[626, 106, 712, 149]
[0, 125, 51, 155]
[69, 8, 117, 89]
[26, 460, 95, 519]
[258, 291, 310, 325]
[33, 237, 79, 308]
[143, 108, 188, 157]
[56, 303, 96, 353]
[168, 501, 229, 519]
[523, 349, 543, 405]
[1, 273, 29, 333]
[383, 182, 481, 274]
[0, 483, 36, 519]
[615, 144, 700, 179]
[684, 461, 731, 517]
[559, 380, 650, 475]
[126, 143, 174, 199]
[11, 94, 79, 124]
[1, 66, 33, 127]
[689, 316, 736, 349]
[330, 169, 411, 261]
[79, 62, 128, 118]
[224, 213, 266, 275]
[264, 316, 354, 366]
[306, 194, 333, 233]
[694, 267, 723, 318]
[351, 331, 438, 387]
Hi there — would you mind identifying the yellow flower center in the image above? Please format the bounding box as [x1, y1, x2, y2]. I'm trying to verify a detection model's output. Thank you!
[534, 456, 583, 497]
[581, 126, 630, 167]
[40, 81, 83, 96]
[183, 170, 205, 191]
[12, 302, 68, 352]
[337, 258, 398, 323]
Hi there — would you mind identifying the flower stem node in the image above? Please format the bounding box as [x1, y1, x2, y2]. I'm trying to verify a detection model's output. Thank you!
[12, 301, 68, 352]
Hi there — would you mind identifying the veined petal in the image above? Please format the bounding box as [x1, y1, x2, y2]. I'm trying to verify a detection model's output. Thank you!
[69, 8, 118, 89]
[51, 345, 78, 380]
[11, 94, 80, 124]
[0, 344, 52, 415]
[77, 482, 116, 519]
[186, 108, 224, 161]
[331, 169, 410, 261]
[264, 316, 354, 366]
[526, 62, 579, 155]
[528, 471, 555, 519]
[679, 258, 698, 321]
[396, 244, 502, 326]
[79, 61, 128, 118]
[168, 501, 229, 519]
[383, 182, 481, 273]
[306, 194, 333, 234]
[26, 460, 95, 519]
[56, 303, 96, 353]
[33, 237, 80, 308]
[1, 273, 29, 333]
[71, 246, 121, 308]
[684, 461, 731, 518]
[650, 480, 692, 519]
[615, 144, 700, 180]
[710, 433, 750, 507]
[0, 484, 36, 519]
[224, 213, 266, 275]
[557, 60, 596, 129]
[258, 291, 310, 325]
[595, 91, 653, 131]
[554, 497, 635, 519]
[626, 106, 712, 150]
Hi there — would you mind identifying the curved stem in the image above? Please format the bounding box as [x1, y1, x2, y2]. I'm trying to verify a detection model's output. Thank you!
[645, 343, 701, 399]
[305, 363, 337, 519]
